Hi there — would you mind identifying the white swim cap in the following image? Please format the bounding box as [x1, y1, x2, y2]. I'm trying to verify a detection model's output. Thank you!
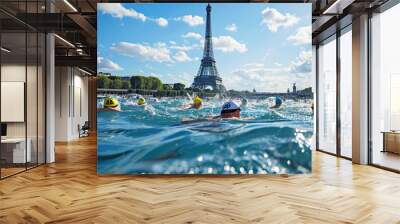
[221, 101, 240, 112]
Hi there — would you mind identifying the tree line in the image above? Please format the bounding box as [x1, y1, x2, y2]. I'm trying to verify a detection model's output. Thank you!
[97, 75, 186, 91]
[97, 75, 215, 97]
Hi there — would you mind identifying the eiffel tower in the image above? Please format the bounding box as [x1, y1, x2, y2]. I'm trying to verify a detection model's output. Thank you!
[191, 4, 225, 92]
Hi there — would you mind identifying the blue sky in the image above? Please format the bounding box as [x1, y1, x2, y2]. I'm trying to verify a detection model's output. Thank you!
[98, 3, 311, 92]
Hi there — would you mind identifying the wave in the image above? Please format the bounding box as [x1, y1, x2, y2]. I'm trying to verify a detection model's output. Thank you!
[97, 98, 313, 174]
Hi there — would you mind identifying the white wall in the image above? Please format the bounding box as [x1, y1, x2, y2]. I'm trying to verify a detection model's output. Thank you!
[54, 67, 89, 141]
[1, 63, 46, 164]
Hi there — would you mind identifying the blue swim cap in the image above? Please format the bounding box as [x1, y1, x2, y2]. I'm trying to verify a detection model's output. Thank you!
[275, 97, 282, 106]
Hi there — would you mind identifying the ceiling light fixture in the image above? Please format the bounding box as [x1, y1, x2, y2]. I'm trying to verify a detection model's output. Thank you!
[63, 0, 78, 12]
[54, 34, 75, 48]
[78, 67, 93, 76]
[322, 0, 354, 15]
[1, 47, 11, 53]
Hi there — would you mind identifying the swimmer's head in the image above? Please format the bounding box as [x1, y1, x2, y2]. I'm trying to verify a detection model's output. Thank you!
[275, 97, 282, 106]
[193, 96, 202, 109]
[241, 98, 248, 106]
[104, 97, 119, 108]
[137, 97, 146, 105]
[221, 101, 241, 118]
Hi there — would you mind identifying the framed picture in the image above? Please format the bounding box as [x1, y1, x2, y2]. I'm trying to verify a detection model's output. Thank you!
[97, 3, 313, 174]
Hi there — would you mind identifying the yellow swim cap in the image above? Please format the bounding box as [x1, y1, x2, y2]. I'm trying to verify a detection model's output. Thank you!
[138, 97, 146, 105]
[194, 96, 202, 105]
[104, 97, 119, 108]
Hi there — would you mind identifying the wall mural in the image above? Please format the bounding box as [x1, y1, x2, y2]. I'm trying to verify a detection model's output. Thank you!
[97, 3, 313, 174]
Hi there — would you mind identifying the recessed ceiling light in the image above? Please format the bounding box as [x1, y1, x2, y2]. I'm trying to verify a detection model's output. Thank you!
[78, 67, 93, 76]
[63, 0, 78, 12]
[54, 34, 75, 48]
[322, 0, 354, 15]
[1, 47, 11, 53]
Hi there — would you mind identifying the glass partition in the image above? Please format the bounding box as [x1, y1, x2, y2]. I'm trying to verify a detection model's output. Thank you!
[0, 1, 46, 179]
[38, 32, 45, 165]
[339, 27, 352, 158]
[1, 30, 28, 177]
[27, 30, 38, 169]
[317, 35, 337, 154]
[370, 3, 400, 171]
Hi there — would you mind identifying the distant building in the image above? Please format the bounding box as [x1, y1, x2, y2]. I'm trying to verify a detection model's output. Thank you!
[292, 83, 297, 93]
[253, 88, 256, 93]
[191, 4, 225, 92]
[287, 88, 290, 93]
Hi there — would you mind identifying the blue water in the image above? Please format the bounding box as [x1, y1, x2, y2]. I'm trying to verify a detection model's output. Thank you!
[97, 97, 313, 174]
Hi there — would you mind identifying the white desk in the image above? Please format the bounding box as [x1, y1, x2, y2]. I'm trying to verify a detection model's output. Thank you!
[1, 138, 31, 163]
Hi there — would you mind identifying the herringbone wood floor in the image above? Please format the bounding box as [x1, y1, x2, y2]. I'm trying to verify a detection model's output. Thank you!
[1, 135, 400, 224]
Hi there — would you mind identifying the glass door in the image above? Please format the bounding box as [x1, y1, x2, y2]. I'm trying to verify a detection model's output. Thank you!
[370, 3, 400, 171]
[317, 35, 337, 154]
[339, 26, 352, 158]
[0, 1, 47, 179]
[1, 30, 28, 178]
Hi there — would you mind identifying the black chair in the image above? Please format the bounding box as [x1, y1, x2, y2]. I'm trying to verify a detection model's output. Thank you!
[78, 121, 90, 138]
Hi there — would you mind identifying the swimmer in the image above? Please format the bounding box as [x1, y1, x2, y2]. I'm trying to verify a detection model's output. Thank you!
[219, 101, 241, 119]
[241, 98, 248, 107]
[100, 96, 121, 112]
[270, 96, 283, 109]
[181, 101, 253, 124]
[182, 96, 202, 110]
[149, 97, 160, 103]
[137, 97, 146, 106]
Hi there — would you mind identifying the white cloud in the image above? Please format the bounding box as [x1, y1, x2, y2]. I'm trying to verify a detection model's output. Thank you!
[222, 61, 312, 92]
[110, 42, 172, 63]
[170, 45, 192, 51]
[225, 23, 237, 32]
[261, 8, 299, 32]
[222, 65, 290, 92]
[212, 36, 247, 53]
[243, 63, 264, 69]
[97, 57, 123, 72]
[176, 15, 204, 26]
[181, 33, 246, 54]
[98, 3, 146, 21]
[290, 50, 312, 73]
[182, 32, 202, 40]
[287, 26, 311, 45]
[169, 42, 201, 52]
[155, 17, 168, 27]
[222, 51, 312, 92]
[174, 51, 192, 62]
[98, 4, 169, 27]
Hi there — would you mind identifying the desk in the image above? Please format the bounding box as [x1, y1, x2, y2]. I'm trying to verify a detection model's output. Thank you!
[382, 131, 400, 154]
[1, 138, 31, 163]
